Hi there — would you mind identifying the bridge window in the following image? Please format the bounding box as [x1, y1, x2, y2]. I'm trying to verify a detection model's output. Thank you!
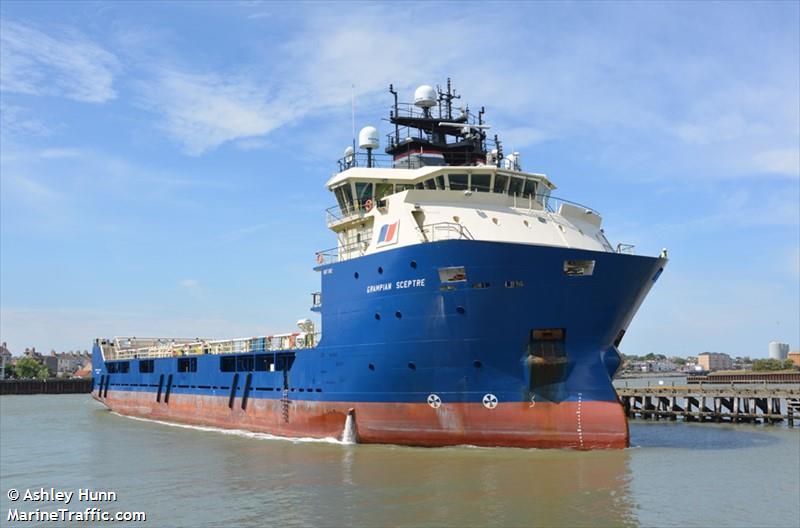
[472, 173, 491, 192]
[375, 183, 393, 200]
[396, 183, 414, 192]
[177, 357, 197, 372]
[508, 177, 524, 196]
[493, 174, 508, 193]
[139, 360, 154, 373]
[423, 178, 437, 190]
[334, 184, 354, 215]
[448, 173, 468, 191]
[354, 182, 373, 208]
[522, 179, 537, 198]
[435, 175, 445, 189]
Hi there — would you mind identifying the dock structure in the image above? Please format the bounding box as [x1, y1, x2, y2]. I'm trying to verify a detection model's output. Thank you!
[617, 387, 800, 426]
[0, 378, 92, 395]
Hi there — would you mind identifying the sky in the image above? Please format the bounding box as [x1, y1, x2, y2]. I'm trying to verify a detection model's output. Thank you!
[0, 1, 798, 358]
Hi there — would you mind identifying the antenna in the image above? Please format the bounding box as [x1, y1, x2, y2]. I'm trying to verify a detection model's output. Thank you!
[351, 84, 356, 154]
[389, 84, 399, 145]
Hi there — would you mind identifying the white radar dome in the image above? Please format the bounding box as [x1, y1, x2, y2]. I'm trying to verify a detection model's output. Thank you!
[344, 146, 354, 158]
[359, 126, 379, 150]
[414, 85, 437, 108]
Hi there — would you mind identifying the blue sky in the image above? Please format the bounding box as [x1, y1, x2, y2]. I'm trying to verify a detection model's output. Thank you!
[0, 1, 798, 358]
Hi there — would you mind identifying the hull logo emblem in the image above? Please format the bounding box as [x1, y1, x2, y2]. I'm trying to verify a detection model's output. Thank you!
[427, 394, 442, 409]
[482, 393, 498, 409]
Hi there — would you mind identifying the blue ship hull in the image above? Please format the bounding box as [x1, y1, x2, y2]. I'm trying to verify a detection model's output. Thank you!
[93, 240, 665, 448]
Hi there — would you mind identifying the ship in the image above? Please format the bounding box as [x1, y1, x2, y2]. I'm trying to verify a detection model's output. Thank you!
[92, 80, 667, 449]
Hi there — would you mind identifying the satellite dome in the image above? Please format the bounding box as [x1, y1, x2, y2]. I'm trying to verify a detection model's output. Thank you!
[414, 85, 437, 108]
[344, 146, 354, 158]
[358, 126, 379, 150]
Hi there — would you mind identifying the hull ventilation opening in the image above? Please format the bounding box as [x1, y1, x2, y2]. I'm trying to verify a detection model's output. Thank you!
[342, 408, 358, 444]
[527, 328, 571, 403]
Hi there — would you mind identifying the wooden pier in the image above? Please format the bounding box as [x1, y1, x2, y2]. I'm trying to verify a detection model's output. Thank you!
[618, 386, 800, 426]
[0, 378, 93, 395]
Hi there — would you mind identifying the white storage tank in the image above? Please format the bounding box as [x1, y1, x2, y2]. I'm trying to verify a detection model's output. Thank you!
[768, 341, 789, 360]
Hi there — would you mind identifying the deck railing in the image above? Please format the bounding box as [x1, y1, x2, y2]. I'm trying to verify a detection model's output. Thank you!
[101, 333, 321, 361]
[416, 222, 474, 242]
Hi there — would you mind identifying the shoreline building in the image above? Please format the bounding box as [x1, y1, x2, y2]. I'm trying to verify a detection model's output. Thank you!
[697, 352, 733, 372]
[0, 343, 11, 379]
[768, 342, 790, 361]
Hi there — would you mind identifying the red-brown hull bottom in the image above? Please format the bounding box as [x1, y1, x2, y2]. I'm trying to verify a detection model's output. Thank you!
[94, 391, 629, 449]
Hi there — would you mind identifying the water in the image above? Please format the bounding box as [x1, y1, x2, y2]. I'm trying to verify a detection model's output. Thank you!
[1, 395, 798, 528]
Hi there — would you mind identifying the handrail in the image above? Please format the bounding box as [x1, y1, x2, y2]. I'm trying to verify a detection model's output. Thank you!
[102, 333, 322, 361]
[416, 222, 474, 242]
[337, 152, 392, 172]
[316, 239, 369, 265]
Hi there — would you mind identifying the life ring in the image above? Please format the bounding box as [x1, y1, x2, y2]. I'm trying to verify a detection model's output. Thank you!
[364, 199, 374, 212]
[316, 253, 324, 264]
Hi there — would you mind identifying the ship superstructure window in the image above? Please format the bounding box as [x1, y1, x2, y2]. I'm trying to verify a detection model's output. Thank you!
[493, 174, 509, 193]
[471, 173, 491, 192]
[508, 177, 524, 196]
[564, 259, 595, 277]
[177, 357, 197, 373]
[334, 184, 354, 215]
[522, 179, 537, 198]
[435, 175, 445, 189]
[354, 182, 373, 209]
[237, 356, 255, 372]
[439, 266, 467, 283]
[255, 355, 275, 372]
[220, 356, 235, 372]
[375, 183, 393, 200]
[106, 361, 129, 374]
[505, 280, 524, 288]
[423, 178, 437, 190]
[448, 173, 468, 191]
[139, 359, 155, 373]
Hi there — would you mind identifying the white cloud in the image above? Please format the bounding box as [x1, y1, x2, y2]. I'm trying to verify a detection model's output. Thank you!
[751, 148, 800, 177]
[0, 103, 55, 137]
[0, 20, 120, 103]
[39, 148, 84, 159]
[137, 70, 289, 155]
[179, 278, 199, 289]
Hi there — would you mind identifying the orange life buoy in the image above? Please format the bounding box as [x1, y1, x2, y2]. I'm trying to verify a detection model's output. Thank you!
[316, 253, 324, 264]
[364, 199, 374, 212]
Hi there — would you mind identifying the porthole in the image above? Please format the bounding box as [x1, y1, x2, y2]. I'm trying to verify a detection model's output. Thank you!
[408, 362, 416, 370]
[523, 220, 530, 227]
[410, 260, 417, 269]
[378, 266, 384, 274]
[395, 311, 402, 319]
[368, 363, 375, 371]
[537, 217, 546, 224]
[354, 272, 360, 279]
[456, 306, 466, 314]
[473, 360, 482, 369]
[492, 217, 499, 225]
[453, 215, 460, 223]
[374, 313, 381, 320]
